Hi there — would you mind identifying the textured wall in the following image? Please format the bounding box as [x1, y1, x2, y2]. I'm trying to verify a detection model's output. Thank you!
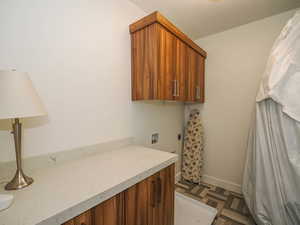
[0, 0, 184, 162]
[189, 9, 297, 187]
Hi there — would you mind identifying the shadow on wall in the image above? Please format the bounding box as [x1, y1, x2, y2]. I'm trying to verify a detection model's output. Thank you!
[0, 116, 49, 131]
[184, 104, 204, 122]
[131, 100, 184, 150]
[0, 116, 49, 162]
[131, 101, 185, 172]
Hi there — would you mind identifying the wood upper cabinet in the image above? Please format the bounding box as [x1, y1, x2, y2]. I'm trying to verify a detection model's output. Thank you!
[130, 11, 206, 103]
[186, 47, 197, 102]
[62, 196, 122, 225]
[174, 39, 188, 101]
[157, 25, 176, 100]
[159, 28, 187, 101]
[131, 24, 157, 100]
[196, 54, 205, 103]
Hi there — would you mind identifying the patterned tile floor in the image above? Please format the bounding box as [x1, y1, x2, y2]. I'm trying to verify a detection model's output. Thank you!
[175, 180, 256, 225]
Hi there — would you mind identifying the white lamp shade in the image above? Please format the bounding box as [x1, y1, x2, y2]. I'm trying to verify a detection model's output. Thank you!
[0, 71, 47, 119]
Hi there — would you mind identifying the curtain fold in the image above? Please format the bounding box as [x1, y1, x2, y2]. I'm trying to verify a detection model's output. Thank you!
[243, 99, 300, 225]
[243, 11, 300, 225]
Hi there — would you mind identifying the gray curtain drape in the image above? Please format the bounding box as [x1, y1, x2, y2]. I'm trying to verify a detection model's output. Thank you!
[243, 11, 300, 225]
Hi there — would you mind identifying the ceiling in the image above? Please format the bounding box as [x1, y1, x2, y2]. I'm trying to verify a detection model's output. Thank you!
[129, 0, 300, 39]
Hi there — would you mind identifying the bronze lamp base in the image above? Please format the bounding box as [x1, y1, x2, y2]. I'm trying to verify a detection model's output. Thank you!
[5, 169, 33, 190]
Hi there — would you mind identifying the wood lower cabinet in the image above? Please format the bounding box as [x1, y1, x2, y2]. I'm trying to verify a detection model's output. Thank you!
[124, 178, 149, 225]
[130, 11, 206, 103]
[124, 164, 175, 225]
[62, 164, 175, 225]
[63, 210, 92, 225]
[75, 210, 92, 225]
[150, 164, 175, 225]
[93, 194, 123, 225]
[159, 164, 175, 225]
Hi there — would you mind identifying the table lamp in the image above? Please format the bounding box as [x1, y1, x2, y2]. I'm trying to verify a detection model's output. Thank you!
[0, 70, 47, 190]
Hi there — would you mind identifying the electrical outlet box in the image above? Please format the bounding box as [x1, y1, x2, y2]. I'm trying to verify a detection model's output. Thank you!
[151, 133, 159, 144]
[178, 133, 182, 141]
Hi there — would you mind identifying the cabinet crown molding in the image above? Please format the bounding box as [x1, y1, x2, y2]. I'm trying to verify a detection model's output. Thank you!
[129, 11, 207, 58]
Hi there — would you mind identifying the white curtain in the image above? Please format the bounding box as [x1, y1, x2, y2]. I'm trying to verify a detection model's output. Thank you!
[243, 11, 300, 225]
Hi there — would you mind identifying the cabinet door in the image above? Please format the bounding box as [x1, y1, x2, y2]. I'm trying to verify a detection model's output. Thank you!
[62, 210, 92, 225]
[186, 47, 205, 102]
[131, 24, 159, 100]
[158, 26, 187, 101]
[94, 194, 123, 225]
[158, 25, 176, 100]
[195, 54, 205, 103]
[124, 178, 149, 225]
[74, 210, 92, 225]
[155, 164, 175, 225]
[148, 164, 175, 225]
[124, 165, 175, 225]
[148, 172, 159, 225]
[62, 220, 74, 225]
[174, 39, 187, 101]
[186, 47, 197, 102]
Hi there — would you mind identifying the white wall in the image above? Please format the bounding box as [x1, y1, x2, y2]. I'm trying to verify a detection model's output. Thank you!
[133, 101, 184, 172]
[0, 0, 184, 162]
[188, 9, 297, 188]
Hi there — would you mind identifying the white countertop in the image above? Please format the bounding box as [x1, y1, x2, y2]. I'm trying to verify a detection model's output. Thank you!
[0, 145, 178, 225]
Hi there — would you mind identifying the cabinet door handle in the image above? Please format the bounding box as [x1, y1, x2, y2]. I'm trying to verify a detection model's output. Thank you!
[176, 80, 180, 97]
[151, 180, 156, 207]
[172, 80, 177, 97]
[196, 86, 200, 100]
[156, 177, 162, 205]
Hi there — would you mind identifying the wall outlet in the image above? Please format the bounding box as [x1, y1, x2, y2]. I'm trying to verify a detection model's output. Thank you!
[151, 133, 159, 144]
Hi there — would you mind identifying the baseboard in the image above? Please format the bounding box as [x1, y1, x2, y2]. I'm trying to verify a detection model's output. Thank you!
[202, 175, 242, 194]
[176, 172, 241, 194]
